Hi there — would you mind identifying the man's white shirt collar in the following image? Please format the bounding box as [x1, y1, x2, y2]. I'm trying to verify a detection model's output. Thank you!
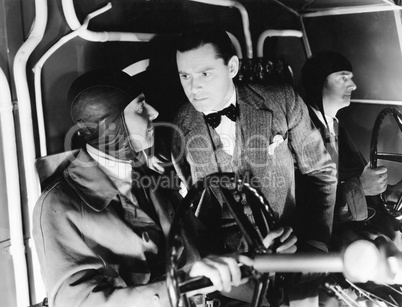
[311, 107, 338, 136]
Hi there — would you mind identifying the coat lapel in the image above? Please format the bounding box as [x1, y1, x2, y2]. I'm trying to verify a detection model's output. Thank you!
[237, 84, 274, 168]
[181, 105, 221, 178]
[65, 149, 120, 212]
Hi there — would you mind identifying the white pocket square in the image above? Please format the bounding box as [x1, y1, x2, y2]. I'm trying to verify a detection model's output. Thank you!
[268, 134, 284, 155]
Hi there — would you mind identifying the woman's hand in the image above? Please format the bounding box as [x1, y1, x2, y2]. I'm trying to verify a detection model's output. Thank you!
[263, 226, 297, 254]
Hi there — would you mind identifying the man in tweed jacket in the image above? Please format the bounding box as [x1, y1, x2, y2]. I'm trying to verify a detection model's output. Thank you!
[169, 24, 337, 306]
[171, 24, 337, 256]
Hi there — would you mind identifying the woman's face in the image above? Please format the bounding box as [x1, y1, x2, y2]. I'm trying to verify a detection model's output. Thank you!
[123, 93, 159, 152]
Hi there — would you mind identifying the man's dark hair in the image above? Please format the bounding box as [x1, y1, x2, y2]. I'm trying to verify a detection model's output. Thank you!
[176, 23, 235, 65]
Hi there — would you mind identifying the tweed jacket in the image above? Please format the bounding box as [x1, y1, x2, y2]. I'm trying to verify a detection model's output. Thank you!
[171, 82, 337, 250]
[307, 107, 369, 222]
[33, 149, 195, 307]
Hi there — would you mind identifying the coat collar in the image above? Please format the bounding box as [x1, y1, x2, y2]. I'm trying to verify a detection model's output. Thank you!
[236, 83, 274, 144]
[307, 105, 325, 131]
[64, 149, 121, 212]
[65, 149, 176, 213]
[236, 82, 267, 110]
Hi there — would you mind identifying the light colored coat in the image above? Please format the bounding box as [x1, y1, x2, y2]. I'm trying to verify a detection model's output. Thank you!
[33, 149, 193, 307]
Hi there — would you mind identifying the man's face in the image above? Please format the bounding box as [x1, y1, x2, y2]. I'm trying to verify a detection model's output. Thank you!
[176, 43, 238, 113]
[123, 93, 159, 152]
[323, 71, 357, 111]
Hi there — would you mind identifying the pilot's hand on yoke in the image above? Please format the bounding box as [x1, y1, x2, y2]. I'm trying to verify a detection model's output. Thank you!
[263, 226, 298, 254]
[360, 162, 388, 196]
[188, 254, 253, 294]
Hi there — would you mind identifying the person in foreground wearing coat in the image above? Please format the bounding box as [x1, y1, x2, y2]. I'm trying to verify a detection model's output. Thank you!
[33, 69, 297, 307]
[170, 23, 338, 306]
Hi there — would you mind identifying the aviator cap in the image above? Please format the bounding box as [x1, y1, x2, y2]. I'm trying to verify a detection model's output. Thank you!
[302, 51, 353, 109]
[69, 69, 143, 138]
[68, 69, 146, 160]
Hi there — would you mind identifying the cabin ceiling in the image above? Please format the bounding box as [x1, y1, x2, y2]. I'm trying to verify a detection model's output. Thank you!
[275, 0, 399, 10]
[71, 0, 402, 33]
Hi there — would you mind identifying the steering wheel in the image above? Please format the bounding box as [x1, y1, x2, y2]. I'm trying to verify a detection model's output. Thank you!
[166, 172, 279, 307]
[370, 107, 402, 220]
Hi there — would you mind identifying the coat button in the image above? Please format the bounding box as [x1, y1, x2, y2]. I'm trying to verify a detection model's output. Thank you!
[142, 231, 150, 242]
[152, 294, 160, 304]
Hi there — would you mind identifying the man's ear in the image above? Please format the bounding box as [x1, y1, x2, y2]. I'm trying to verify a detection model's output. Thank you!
[228, 55, 239, 78]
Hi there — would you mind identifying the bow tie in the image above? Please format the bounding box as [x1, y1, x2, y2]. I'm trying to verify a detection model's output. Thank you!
[204, 104, 239, 129]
